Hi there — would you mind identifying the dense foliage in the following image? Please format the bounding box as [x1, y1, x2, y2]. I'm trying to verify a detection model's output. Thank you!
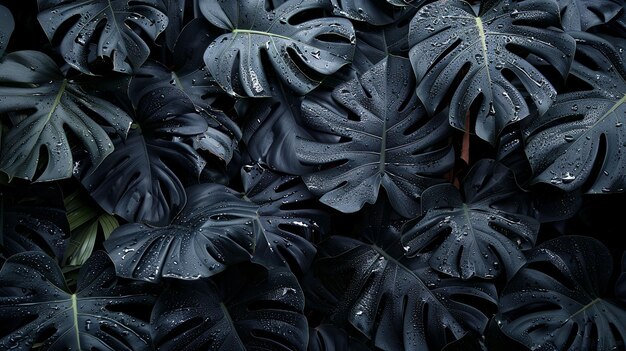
[0, 0, 625, 350]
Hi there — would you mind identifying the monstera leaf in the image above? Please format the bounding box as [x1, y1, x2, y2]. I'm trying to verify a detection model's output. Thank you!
[408, 0, 576, 144]
[0, 5, 13, 57]
[105, 170, 326, 281]
[0, 183, 68, 263]
[496, 236, 626, 350]
[151, 264, 307, 351]
[241, 75, 322, 174]
[80, 86, 208, 226]
[0, 251, 157, 351]
[402, 160, 539, 280]
[200, 0, 355, 97]
[104, 184, 257, 282]
[330, 0, 418, 26]
[37, 0, 168, 74]
[242, 164, 328, 273]
[307, 236, 467, 351]
[130, 61, 238, 163]
[558, 0, 626, 32]
[297, 56, 454, 217]
[407, 253, 499, 335]
[0, 50, 132, 182]
[524, 33, 626, 193]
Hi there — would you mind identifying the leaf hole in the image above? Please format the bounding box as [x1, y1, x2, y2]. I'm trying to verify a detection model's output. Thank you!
[504, 300, 561, 321]
[562, 73, 594, 93]
[158, 316, 204, 342]
[271, 176, 300, 193]
[426, 38, 462, 74]
[319, 159, 349, 171]
[106, 302, 152, 322]
[287, 8, 326, 26]
[31, 144, 50, 181]
[418, 227, 451, 254]
[450, 292, 498, 324]
[563, 322, 579, 348]
[315, 33, 352, 44]
[581, 131, 607, 191]
[609, 322, 625, 349]
[100, 323, 134, 350]
[247, 298, 299, 313]
[31, 325, 57, 346]
[286, 46, 325, 82]
[403, 115, 428, 136]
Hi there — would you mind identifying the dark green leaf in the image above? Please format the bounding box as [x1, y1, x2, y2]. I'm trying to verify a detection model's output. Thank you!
[37, 0, 168, 74]
[496, 236, 626, 351]
[104, 183, 256, 282]
[80, 86, 207, 226]
[63, 191, 119, 266]
[307, 236, 466, 351]
[0, 5, 13, 57]
[242, 164, 328, 273]
[297, 56, 454, 217]
[0, 51, 132, 182]
[200, 0, 355, 97]
[402, 160, 539, 279]
[151, 264, 307, 351]
[407, 252, 498, 334]
[105, 166, 327, 281]
[523, 32, 626, 193]
[408, 0, 575, 143]
[0, 251, 157, 351]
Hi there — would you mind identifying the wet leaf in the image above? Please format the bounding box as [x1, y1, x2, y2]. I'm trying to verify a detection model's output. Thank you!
[37, 0, 168, 74]
[307, 236, 467, 351]
[0, 51, 132, 182]
[104, 184, 256, 282]
[151, 264, 307, 351]
[79, 86, 207, 226]
[200, 0, 355, 97]
[402, 160, 539, 279]
[242, 164, 328, 273]
[523, 32, 626, 193]
[0, 251, 157, 351]
[408, 0, 575, 144]
[496, 236, 626, 351]
[105, 169, 326, 281]
[297, 56, 454, 217]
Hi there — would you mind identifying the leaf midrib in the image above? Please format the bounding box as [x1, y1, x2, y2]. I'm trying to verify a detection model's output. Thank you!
[45, 79, 68, 126]
[232, 29, 292, 41]
[474, 17, 492, 90]
[71, 294, 81, 351]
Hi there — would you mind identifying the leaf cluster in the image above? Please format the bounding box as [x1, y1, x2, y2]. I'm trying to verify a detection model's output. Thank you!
[1, 0, 626, 350]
